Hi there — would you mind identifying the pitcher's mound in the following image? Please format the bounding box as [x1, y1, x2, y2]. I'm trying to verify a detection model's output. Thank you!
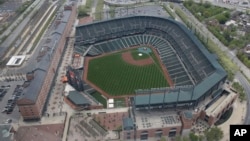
[122, 51, 153, 66]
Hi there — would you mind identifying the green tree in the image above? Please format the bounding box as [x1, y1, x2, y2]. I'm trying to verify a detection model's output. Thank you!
[198, 135, 204, 141]
[204, 127, 223, 141]
[185, 0, 194, 7]
[189, 132, 199, 141]
[233, 81, 246, 101]
[203, 1, 211, 8]
[78, 5, 89, 18]
[215, 14, 227, 24]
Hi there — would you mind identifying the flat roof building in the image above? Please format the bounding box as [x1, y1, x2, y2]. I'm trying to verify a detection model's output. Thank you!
[6, 55, 25, 67]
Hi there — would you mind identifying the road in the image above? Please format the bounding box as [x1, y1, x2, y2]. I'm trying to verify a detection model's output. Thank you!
[235, 72, 250, 124]
[174, 3, 250, 124]
[0, 0, 45, 59]
[176, 3, 250, 78]
[194, 0, 249, 12]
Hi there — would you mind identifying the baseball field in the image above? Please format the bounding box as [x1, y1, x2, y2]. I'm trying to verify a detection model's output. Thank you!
[87, 48, 169, 96]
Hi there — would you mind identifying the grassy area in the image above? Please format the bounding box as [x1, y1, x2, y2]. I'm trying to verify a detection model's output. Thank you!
[95, 0, 104, 20]
[85, 0, 92, 11]
[206, 38, 237, 80]
[183, 0, 249, 50]
[16, 1, 33, 14]
[77, 0, 92, 18]
[114, 98, 126, 108]
[109, 5, 116, 18]
[175, 7, 238, 81]
[162, 4, 175, 18]
[91, 91, 107, 108]
[183, 0, 229, 21]
[87, 48, 169, 95]
[232, 82, 246, 101]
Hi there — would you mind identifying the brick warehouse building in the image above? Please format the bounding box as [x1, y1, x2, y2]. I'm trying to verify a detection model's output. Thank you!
[17, 3, 77, 121]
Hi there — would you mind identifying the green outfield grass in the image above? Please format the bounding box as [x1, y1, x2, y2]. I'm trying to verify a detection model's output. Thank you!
[91, 91, 107, 108]
[87, 49, 169, 96]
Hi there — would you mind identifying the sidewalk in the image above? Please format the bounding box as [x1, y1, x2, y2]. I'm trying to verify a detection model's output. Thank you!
[218, 99, 247, 141]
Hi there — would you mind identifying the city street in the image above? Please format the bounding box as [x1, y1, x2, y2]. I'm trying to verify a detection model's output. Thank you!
[0, 0, 45, 58]
[174, 2, 250, 124]
[235, 72, 250, 124]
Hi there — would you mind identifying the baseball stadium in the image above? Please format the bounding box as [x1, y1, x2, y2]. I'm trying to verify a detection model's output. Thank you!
[71, 16, 240, 140]
[74, 15, 227, 109]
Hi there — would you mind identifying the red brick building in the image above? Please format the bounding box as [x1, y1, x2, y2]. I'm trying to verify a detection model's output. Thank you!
[17, 4, 77, 121]
[122, 110, 183, 141]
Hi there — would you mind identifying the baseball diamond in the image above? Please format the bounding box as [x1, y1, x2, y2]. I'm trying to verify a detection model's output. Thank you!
[75, 16, 227, 108]
[86, 47, 170, 96]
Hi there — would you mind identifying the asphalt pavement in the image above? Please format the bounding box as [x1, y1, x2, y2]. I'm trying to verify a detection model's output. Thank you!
[0, 0, 45, 59]
[0, 81, 22, 124]
[102, 3, 170, 20]
[0, 0, 22, 12]
[235, 72, 250, 124]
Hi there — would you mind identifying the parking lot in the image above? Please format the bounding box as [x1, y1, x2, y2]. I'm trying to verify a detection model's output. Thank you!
[0, 0, 22, 12]
[102, 4, 170, 20]
[115, 5, 169, 17]
[0, 81, 22, 124]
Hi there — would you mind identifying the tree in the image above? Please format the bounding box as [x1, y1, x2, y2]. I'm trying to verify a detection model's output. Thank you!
[78, 5, 89, 18]
[198, 135, 204, 141]
[215, 14, 228, 24]
[232, 81, 246, 102]
[203, 1, 211, 8]
[204, 127, 223, 141]
[189, 132, 199, 141]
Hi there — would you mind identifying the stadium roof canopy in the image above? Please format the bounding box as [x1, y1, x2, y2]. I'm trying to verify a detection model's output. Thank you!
[6, 55, 25, 66]
[67, 91, 90, 105]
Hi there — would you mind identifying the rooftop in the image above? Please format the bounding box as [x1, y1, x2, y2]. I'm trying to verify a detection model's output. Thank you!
[67, 91, 90, 105]
[19, 8, 74, 103]
[134, 110, 181, 130]
[6, 55, 26, 66]
[206, 89, 237, 117]
[123, 117, 134, 130]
